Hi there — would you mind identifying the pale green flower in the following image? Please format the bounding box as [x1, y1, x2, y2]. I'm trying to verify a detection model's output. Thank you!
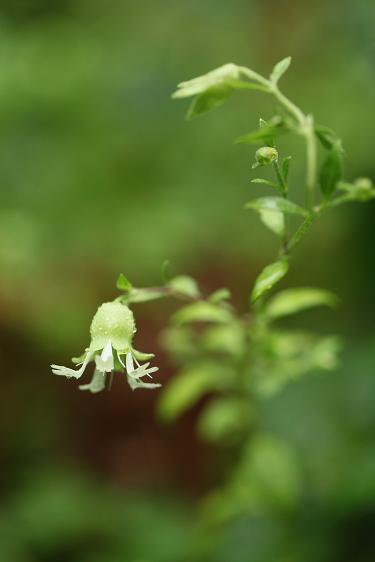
[51, 302, 160, 393]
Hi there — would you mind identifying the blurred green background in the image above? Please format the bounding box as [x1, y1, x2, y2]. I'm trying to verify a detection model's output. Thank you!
[0, 0, 375, 560]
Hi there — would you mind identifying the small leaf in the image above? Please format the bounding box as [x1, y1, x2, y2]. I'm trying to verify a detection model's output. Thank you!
[157, 364, 224, 422]
[116, 273, 132, 292]
[251, 259, 289, 303]
[281, 156, 292, 182]
[198, 397, 252, 443]
[167, 275, 200, 299]
[265, 287, 339, 319]
[209, 288, 231, 303]
[161, 260, 171, 282]
[245, 196, 307, 217]
[172, 63, 242, 98]
[186, 85, 232, 119]
[315, 124, 341, 150]
[270, 56, 292, 83]
[236, 123, 288, 144]
[250, 178, 280, 189]
[259, 209, 285, 237]
[172, 301, 233, 324]
[319, 143, 343, 199]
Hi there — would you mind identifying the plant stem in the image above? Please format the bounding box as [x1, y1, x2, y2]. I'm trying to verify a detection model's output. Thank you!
[272, 85, 317, 211]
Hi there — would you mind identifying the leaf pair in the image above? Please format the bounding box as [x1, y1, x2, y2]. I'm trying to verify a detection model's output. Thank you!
[172, 63, 268, 120]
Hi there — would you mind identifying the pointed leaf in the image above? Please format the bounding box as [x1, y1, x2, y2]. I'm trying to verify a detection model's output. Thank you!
[186, 85, 232, 119]
[245, 196, 307, 217]
[167, 275, 200, 299]
[270, 56, 292, 83]
[265, 287, 339, 319]
[116, 273, 132, 292]
[319, 143, 343, 199]
[172, 301, 233, 324]
[251, 259, 289, 303]
[259, 209, 285, 237]
[250, 178, 279, 189]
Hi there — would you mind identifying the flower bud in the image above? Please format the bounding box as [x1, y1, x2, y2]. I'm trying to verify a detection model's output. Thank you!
[255, 146, 278, 166]
[90, 302, 135, 352]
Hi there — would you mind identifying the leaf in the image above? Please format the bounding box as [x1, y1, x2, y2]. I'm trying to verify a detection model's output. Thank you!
[202, 322, 245, 356]
[245, 196, 307, 217]
[259, 209, 285, 237]
[265, 287, 339, 319]
[250, 178, 280, 190]
[172, 63, 242, 98]
[172, 301, 233, 324]
[251, 259, 289, 303]
[167, 275, 200, 299]
[116, 273, 132, 292]
[236, 123, 288, 144]
[198, 397, 252, 443]
[186, 85, 232, 119]
[172, 63, 267, 119]
[233, 434, 301, 511]
[209, 288, 231, 303]
[161, 260, 171, 282]
[281, 156, 292, 182]
[315, 124, 341, 150]
[270, 56, 292, 83]
[319, 143, 343, 199]
[157, 364, 224, 422]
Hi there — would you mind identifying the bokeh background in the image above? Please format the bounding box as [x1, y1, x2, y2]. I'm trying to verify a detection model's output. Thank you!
[0, 0, 375, 560]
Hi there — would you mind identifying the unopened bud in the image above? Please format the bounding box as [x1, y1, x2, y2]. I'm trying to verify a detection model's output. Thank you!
[255, 146, 278, 166]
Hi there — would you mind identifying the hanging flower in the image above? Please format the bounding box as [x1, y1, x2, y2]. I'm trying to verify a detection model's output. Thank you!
[51, 302, 160, 393]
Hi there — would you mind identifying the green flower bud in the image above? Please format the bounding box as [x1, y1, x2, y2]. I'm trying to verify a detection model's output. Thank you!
[90, 302, 135, 352]
[255, 146, 278, 166]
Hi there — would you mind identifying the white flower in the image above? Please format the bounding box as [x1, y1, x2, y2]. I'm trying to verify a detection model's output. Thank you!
[51, 302, 160, 393]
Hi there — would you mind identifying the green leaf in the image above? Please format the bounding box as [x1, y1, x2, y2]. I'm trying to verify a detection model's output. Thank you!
[161, 259, 171, 282]
[236, 123, 288, 144]
[250, 178, 279, 190]
[157, 364, 224, 422]
[281, 156, 291, 183]
[172, 301, 233, 324]
[251, 259, 289, 303]
[172, 63, 242, 99]
[270, 56, 292, 83]
[172, 63, 267, 119]
[245, 196, 307, 217]
[233, 434, 301, 511]
[319, 143, 343, 199]
[315, 124, 341, 150]
[116, 273, 132, 292]
[186, 85, 232, 119]
[265, 287, 339, 319]
[259, 209, 285, 237]
[167, 275, 200, 299]
[198, 397, 252, 443]
[202, 322, 245, 356]
[208, 288, 231, 303]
